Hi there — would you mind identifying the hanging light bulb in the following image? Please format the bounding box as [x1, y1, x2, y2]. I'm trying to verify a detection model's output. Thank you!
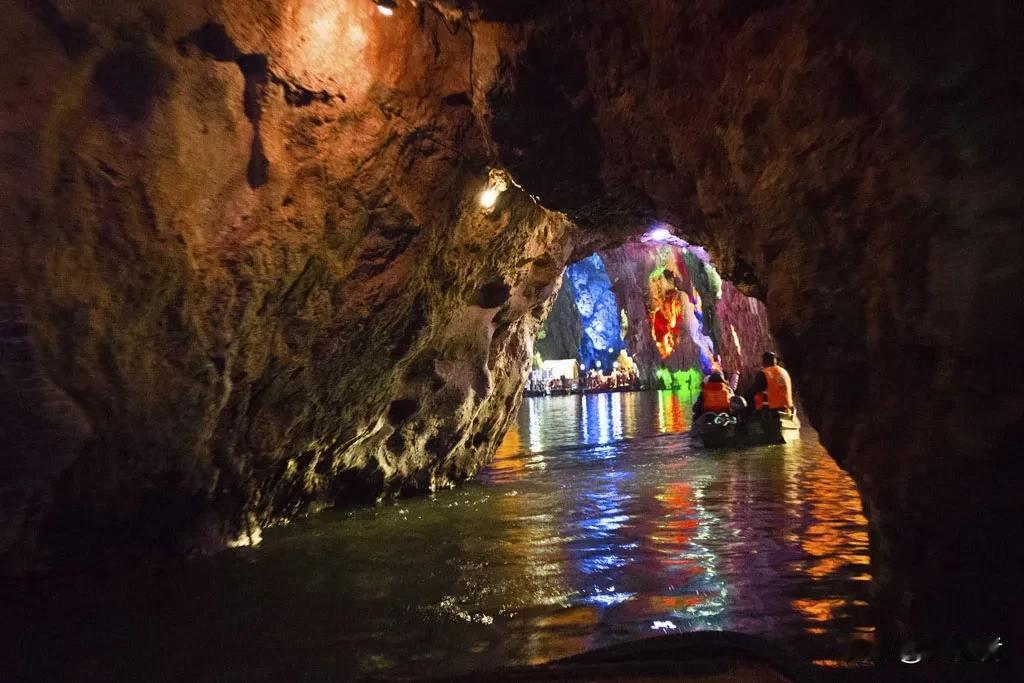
[478, 169, 509, 211]
[479, 187, 499, 210]
[374, 0, 397, 16]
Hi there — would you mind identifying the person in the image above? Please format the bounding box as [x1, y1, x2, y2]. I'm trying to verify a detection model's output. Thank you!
[706, 353, 740, 391]
[693, 371, 733, 417]
[747, 351, 794, 413]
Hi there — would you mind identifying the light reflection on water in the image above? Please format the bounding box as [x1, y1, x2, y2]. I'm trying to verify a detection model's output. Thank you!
[479, 391, 872, 670]
[8, 391, 873, 681]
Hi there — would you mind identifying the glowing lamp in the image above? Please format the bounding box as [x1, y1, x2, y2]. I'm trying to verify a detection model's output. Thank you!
[595, 361, 602, 368]
[374, 0, 397, 15]
[479, 187, 500, 209]
[478, 169, 509, 212]
[646, 227, 671, 241]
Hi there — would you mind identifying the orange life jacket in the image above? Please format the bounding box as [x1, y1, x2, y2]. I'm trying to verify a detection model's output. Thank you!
[702, 381, 731, 413]
[760, 365, 793, 410]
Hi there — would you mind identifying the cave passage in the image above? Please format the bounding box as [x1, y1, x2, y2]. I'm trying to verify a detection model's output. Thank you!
[4, 392, 872, 680]
[4, 0, 1023, 677]
[5, 233, 878, 679]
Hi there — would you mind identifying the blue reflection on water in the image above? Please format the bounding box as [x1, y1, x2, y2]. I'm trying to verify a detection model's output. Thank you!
[472, 394, 867, 670]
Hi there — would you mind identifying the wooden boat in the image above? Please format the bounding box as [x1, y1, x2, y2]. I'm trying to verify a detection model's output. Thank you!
[694, 409, 800, 448]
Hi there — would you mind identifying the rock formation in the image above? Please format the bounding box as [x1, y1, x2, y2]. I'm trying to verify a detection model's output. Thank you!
[563, 253, 624, 371]
[2, 0, 1023, 654]
[0, 0, 576, 563]
[534, 279, 581, 363]
[545, 241, 775, 391]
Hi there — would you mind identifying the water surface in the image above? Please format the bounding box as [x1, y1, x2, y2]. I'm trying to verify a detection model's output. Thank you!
[11, 391, 872, 680]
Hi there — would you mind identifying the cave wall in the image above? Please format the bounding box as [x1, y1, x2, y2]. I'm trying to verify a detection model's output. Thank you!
[481, 0, 1024, 646]
[534, 274, 581, 362]
[0, 0, 575, 563]
[714, 280, 774, 395]
[563, 253, 624, 371]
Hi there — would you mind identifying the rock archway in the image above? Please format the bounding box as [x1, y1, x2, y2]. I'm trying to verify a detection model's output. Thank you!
[2, 0, 1022, 655]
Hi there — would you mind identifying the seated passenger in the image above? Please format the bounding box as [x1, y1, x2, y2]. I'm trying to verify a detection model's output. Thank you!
[747, 351, 794, 413]
[693, 371, 733, 416]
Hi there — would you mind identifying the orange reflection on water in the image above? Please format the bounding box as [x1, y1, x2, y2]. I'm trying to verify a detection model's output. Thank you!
[489, 426, 528, 483]
[656, 390, 689, 433]
[653, 482, 698, 546]
[792, 597, 850, 623]
[525, 607, 599, 666]
[634, 593, 706, 614]
[788, 443, 871, 632]
[494, 425, 523, 460]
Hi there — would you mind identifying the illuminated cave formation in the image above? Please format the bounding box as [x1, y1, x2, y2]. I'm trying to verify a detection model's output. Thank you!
[540, 239, 774, 394]
[564, 254, 624, 372]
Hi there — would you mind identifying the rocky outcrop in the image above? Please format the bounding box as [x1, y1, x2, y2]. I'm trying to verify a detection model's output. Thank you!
[2, 0, 1024, 655]
[0, 0, 575, 562]
[535, 276, 581, 362]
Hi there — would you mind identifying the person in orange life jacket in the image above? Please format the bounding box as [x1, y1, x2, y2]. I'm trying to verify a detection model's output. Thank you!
[747, 351, 794, 412]
[693, 371, 734, 417]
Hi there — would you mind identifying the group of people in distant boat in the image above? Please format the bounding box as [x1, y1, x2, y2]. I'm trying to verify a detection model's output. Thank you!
[525, 367, 643, 396]
[584, 366, 641, 391]
[692, 351, 794, 419]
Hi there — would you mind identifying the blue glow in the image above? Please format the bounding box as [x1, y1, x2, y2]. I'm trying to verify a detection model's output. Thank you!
[565, 254, 625, 370]
[578, 553, 629, 571]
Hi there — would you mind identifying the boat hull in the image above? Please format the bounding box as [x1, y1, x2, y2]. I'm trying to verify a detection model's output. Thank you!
[694, 411, 800, 448]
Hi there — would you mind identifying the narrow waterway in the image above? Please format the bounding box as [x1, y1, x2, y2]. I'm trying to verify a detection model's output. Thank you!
[9, 391, 873, 681]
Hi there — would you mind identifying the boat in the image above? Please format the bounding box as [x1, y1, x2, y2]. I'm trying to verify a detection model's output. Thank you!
[694, 409, 801, 448]
[437, 631, 815, 682]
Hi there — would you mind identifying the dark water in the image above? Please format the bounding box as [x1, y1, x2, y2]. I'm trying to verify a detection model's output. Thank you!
[9, 391, 873, 680]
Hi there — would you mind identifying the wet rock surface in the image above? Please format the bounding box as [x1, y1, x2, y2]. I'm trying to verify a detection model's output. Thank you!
[2, 0, 1023, 655]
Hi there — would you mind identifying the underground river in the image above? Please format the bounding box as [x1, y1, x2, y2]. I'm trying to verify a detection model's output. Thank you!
[7, 391, 873, 680]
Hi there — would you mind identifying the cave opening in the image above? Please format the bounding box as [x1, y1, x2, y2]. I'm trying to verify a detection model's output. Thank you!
[529, 228, 773, 399]
[484, 225, 876, 669]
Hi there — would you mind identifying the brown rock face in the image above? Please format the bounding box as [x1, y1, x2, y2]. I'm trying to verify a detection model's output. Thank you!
[2, 0, 1023, 654]
[1, 0, 574, 560]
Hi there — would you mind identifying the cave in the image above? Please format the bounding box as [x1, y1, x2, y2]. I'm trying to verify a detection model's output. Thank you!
[2, 0, 1023, 679]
